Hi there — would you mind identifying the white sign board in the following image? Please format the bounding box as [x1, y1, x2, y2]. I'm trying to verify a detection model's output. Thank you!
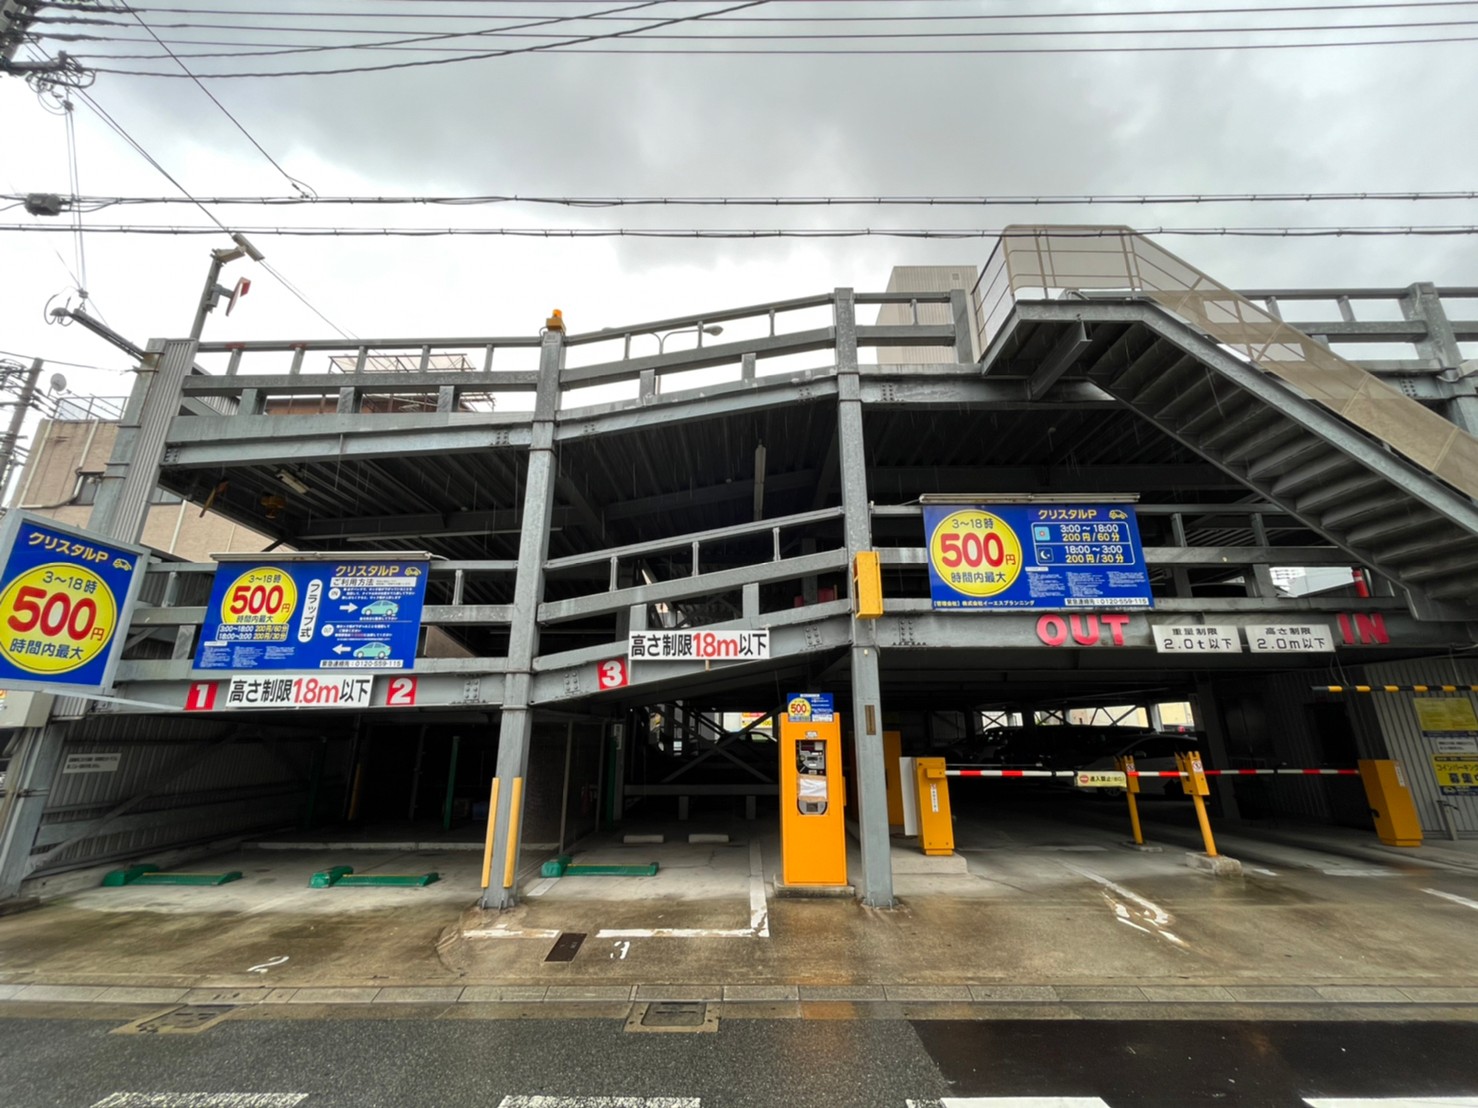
[223, 674, 374, 709]
[1245, 624, 1335, 653]
[1151, 624, 1242, 654]
[628, 630, 770, 662]
[1431, 736, 1478, 755]
[62, 751, 120, 774]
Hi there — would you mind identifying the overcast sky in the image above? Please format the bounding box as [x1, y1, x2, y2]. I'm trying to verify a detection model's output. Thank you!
[4, 0, 1478, 401]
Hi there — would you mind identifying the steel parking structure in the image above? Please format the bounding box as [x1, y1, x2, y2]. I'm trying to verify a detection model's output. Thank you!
[2, 225, 1477, 907]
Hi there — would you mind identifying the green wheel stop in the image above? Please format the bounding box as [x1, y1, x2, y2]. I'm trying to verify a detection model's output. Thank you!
[102, 864, 242, 887]
[310, 865, 440, 888]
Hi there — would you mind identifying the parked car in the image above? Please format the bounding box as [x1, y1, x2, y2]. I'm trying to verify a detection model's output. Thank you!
[361, 599, 400, 618]
[353, 640, 393, 659]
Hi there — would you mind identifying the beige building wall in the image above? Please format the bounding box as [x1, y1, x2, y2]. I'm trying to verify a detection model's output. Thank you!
[8, 418, 271, 558]
[875, 265, 980, 364]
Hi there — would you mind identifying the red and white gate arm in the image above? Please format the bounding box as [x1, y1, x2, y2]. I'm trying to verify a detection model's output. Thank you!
[944, 767, 1362, 777]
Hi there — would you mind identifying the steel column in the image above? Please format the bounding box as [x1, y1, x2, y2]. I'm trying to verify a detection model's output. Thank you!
[835, 289, 895, 909]
[482, 328, 563, 910]
[0, 337, 195, 899]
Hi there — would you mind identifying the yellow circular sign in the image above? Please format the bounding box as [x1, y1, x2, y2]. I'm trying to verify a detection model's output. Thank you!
[0, 563, 118, 674]
[928, 509, 1024, 598]
[787, 696, 812, 720]
[221, 567, 298, 626]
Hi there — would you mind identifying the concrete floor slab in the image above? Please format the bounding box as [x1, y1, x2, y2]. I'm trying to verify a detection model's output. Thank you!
[372, 986, 465, 1003]
[633, 984, 723, 1001]
[15, 985, 107, 1002]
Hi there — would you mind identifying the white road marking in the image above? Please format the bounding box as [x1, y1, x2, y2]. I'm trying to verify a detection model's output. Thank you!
[246, 956, 289, 974]
[496, 1099, 700, 1107]
[1321, 869, 1399, 877]
[907, 1099, 1111, 1107]
[91, 1096, 307, 1107]
[597, 928, 757, 939]
[463, 927, 562, 939]
[611, 941, 630, 960]
[525, 877, 558, 898]
[1249, 867, 1280, 877]
[1305, 1098, 1478, 1106]
[1423, 888, 1478, 912]
[593, 841, 770, 941]
[1066, 865, 1188, 949]
[749, 840, 770, 938]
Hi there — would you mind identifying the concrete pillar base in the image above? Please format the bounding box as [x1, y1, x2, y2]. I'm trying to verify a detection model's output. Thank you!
[1185, 851, 1242, 876]
[772, 881, 856, 899]
[1120, 842, 1164, 853]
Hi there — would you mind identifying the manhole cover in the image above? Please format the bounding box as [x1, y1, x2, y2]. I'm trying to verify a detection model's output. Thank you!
[625, 1001, 718, 1034]
[114, 1005, 236, 1035]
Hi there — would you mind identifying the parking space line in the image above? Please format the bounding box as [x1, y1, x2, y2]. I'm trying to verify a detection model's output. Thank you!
[91, 1096, 308, 1107]
[1423, 888, 1478, 912]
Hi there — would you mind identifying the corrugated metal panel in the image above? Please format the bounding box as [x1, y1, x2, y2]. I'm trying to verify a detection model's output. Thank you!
[1363, 657, 1478, 836]
[31, 713, 353, 873]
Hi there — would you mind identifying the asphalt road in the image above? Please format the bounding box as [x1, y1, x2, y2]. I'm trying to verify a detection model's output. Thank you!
[3, 1015, 1478, 1108]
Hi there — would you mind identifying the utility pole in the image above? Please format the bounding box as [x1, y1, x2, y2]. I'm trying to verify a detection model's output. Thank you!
[0, 0, 38, 64]
[0, 357, 42, 499]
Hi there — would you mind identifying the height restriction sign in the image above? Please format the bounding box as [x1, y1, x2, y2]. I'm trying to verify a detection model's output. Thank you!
[0, 512, 149, 694]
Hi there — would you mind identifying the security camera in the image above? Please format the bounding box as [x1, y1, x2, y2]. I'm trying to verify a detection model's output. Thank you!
[231, 233, 266, 262]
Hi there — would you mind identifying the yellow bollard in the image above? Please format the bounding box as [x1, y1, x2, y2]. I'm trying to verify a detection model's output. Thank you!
[479, 778, 501, 889]
[1117, 754, 1145, 845]
[502, 777, 525, 889]
[1176, 750, 1217, 857]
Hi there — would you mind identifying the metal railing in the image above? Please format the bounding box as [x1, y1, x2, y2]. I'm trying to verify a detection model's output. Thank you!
[969, 225, 1478, 501]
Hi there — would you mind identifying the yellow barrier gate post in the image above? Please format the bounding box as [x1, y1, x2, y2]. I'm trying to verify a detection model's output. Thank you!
[1117, 754, 1145, 846]
[913, 757, 954, 856]
[1176, 749, 1242, 875]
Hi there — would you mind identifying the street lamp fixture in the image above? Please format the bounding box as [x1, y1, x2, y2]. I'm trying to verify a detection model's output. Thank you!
[658, 323, 723, 354]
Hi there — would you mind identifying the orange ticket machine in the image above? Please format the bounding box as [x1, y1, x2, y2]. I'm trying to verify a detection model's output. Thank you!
[778, 692, 848, 887]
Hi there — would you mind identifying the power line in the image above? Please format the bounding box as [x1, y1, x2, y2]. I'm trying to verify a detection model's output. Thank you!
[119, 5, 317, 197]
[79, 0, 1478, 17]
[6, 223, 1478, 238]
[51, 17, 1478, 62]
[78, 31, 1478, 73]
[72, 0, 771, 76]
[60, 76, 356, 339]
[16, 189, 1478, 210]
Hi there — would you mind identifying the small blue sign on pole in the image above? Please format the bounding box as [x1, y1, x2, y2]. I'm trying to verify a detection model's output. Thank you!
[193, 555, 430, 672]
[922, 503, 1153, 610]
[0, 512, 150, 694]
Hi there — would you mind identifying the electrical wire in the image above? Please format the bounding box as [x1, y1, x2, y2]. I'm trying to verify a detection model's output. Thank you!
[6, 223, 1478, 239]
[69, 0, 1478, 19]
[61, 78, 357, 339]
[119, 5, 317, 197]
[15, 189, 1478, 210]
[52, 15, 1478, 61]
[76, 32, 1478, 73]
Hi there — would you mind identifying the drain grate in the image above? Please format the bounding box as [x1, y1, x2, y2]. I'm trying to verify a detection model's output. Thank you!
[544, 932, 587, 963]
[114, 1005, 235, 1035]
[625, 1001, 718, 1034]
